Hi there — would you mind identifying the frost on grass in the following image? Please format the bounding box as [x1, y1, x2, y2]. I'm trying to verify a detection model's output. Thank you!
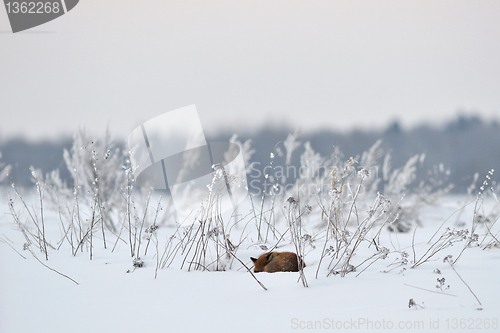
[45, 128, 128, 231]
[4, 129, 500, 295]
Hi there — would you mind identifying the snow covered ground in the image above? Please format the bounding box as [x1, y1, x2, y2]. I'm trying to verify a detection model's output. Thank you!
[1, 192, 499, 333]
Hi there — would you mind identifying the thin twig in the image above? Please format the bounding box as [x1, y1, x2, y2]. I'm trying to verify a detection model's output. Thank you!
[403, 283, 457, 297]
[0, 236, 27, 259]
[445, 257, 482, 306]
[27, 247, 79, 285]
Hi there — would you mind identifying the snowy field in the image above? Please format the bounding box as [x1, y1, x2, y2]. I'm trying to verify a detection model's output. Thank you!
[1, 190, 499, 333]
[0, 132, 498, 333]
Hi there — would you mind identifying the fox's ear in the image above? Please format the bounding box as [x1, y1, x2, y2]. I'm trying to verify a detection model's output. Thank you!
[266, 252, 274, 261]
[250, 257, 257, 263]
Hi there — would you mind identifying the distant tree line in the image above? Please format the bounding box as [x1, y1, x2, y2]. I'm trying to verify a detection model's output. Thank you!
[210, 114, 499, 193]
[1, 114, 498, 192]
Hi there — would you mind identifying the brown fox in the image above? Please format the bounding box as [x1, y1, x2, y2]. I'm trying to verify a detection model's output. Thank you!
[250, 252, 305, 273]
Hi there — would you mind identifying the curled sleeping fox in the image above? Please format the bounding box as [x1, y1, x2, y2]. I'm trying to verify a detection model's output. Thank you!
[250, 252, 305, 273]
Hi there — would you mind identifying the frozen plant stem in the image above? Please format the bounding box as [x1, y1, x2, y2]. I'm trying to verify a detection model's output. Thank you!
[345, 178, 364, 226]
[0, 236, 27, 259]
[27, 244, 79, 285]
[412, 228, 467, 268]
[444, 256, 482, 306]
[126, 176, 133, 257]
[213, 238, 267, 291]
[12, 180, 49, 260]
[284, 197, 309, 287]
[89, 195, 100, 260]
[33, 168, 48, 261]
[8, 195, 78, 284]
[135, 190, 152, 260]
[315, 220, 330, 279]
[257, 151, 276, 241]
[404, 284, 457, 297]
[454, 193, 482, 265]
[144, 197, 162, 256]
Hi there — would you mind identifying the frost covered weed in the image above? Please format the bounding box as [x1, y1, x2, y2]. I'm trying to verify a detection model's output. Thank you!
[35, 129, 130, 258]
[7, 130, 167, 263]
[180, 164, 236, 272]
[412, 228, 468, 268]
[7, 129, 499, 292]
[161, 164, 240, 272]
[8, 184, 79, 285]
[381, 250, 408, 274]
[283, 196, 310, 287]
[157, 165, 268, 290]
[324, 193, 392, 277]
[256, 149, 278, 243]
[454, 170, 499, 261]
[242, 135, 446, 281]
[57, 128, 127, 231]
[9, 169, 50, 260]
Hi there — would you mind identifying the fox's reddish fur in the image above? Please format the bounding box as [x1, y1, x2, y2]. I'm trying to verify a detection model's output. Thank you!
[250, 252, 305, 273]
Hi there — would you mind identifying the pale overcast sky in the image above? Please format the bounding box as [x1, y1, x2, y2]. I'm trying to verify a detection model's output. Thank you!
[1, 0, 499, 141]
